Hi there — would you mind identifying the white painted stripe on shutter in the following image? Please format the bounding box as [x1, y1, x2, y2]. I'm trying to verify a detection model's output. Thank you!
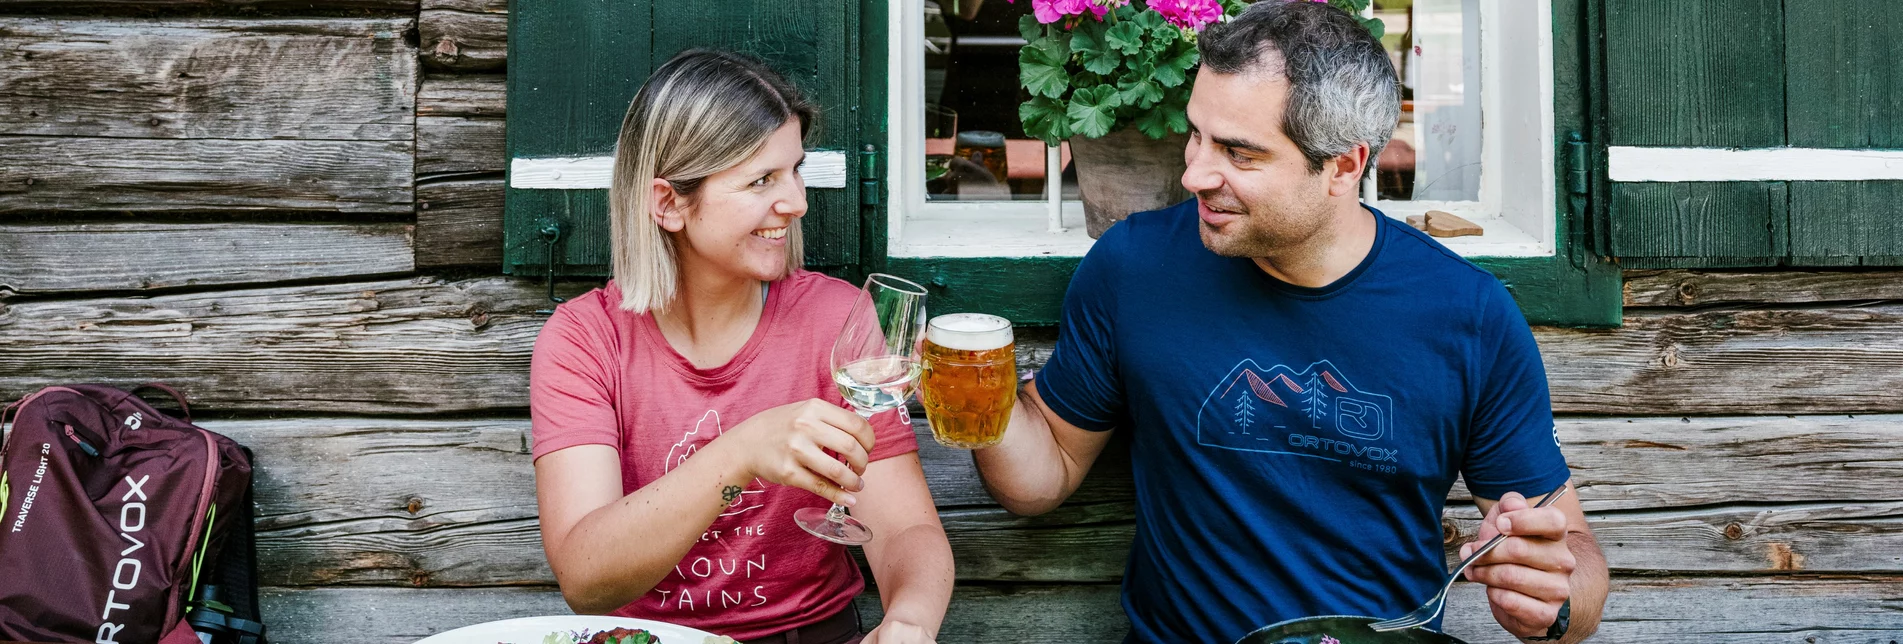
[510, 150, 848, 189]
[1609, 147, 1903, 182]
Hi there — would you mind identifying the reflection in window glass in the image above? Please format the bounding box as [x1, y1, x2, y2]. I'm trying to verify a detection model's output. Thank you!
[922, 0, 1077, 202]
[1373, 0, 1482, 202]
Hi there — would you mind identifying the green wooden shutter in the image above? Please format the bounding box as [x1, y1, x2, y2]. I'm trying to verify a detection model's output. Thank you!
[1595, 0, 1903, 268]
[505, 0, 873, 278]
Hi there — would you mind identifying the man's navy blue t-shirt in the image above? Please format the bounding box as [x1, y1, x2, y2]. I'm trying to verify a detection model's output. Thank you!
[1035, 199, 1571, 642]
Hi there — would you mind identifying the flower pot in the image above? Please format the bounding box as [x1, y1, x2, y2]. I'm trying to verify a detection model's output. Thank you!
[1068, 128, 1193, 238]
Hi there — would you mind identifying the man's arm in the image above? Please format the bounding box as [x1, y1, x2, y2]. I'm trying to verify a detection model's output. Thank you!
[971, 377, 1116, 516]
[1467, 482, 1607, 643]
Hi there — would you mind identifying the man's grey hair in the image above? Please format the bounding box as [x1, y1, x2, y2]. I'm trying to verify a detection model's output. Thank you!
[1199, 0, 1401, 176]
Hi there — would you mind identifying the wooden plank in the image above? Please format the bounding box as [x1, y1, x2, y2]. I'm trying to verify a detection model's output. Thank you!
[1537, 305, 1903, 414]
[0, 0, 412, 9]
[1624, 270, 1903, 307]
[1788, 182, 1903, 265]
[1785, 4, 1903, 149]
[419, 74, 505, 118]
[420, 8, 506, 72]
[1603, 0, 1784, 147]
[11, 280, 1903, 415]
[0, 18, 415, 141]
[1607, 182, 1783, 268]
[418, 115, 504, 176]
[0, 277, 589, 414]
[1444, 576, 1903, 643]
[0, 137, 413, 214]
[1607, 146, 1903, 182]
[222, 415, 1903, 587]
[0, 223, 413, 295]
[417, 177, 504, 268]
[259, 577, 1903, 644]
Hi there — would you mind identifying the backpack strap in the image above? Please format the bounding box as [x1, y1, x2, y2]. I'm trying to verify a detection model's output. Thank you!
[187, 448, 267, 644]
[132, 382, 193, 423]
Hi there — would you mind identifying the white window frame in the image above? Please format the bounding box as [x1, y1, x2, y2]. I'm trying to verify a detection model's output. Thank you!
[886, 0, 1557, 260]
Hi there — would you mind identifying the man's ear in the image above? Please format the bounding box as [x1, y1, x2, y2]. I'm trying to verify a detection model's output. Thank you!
[1326, 142, 1372, 198]
[651, 178, 685, 232]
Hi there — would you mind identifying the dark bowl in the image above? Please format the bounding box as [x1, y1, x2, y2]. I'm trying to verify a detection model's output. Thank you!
[1233, 615, 1468, 644]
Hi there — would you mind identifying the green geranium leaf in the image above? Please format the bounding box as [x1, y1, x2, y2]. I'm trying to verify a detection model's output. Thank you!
[1105, 21, 1146, 55]
[1020, 95, 1072, 144]
[1153, 44, 1198, 87]
[1133, 96, 1190, 139]
[1133, 8, 1166, 31]
[1117, 77, 1163, 109]
[1020, 38, 1071, 99]
[1363, 17, 1386, 41]
[1067, 85, 1121, 139]
[1018, 14, 1043, 43]
[1070, 25, 1124, 76]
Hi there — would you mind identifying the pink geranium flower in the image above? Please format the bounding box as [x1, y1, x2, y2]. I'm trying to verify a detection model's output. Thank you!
[1147, 0, 1224, 31]
[1014, 0, 1114, 24]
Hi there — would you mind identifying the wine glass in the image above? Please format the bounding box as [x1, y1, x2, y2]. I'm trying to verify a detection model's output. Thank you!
[794, 273, 928, 545]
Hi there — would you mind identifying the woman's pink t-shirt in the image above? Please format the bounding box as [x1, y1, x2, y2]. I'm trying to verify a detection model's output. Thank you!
[529, 270, 918, 640]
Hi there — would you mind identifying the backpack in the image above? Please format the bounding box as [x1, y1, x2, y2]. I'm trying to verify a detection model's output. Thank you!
[0, 384, 265, 644]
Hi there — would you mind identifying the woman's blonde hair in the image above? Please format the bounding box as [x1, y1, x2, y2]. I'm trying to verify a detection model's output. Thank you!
[609, 49, 817, 313]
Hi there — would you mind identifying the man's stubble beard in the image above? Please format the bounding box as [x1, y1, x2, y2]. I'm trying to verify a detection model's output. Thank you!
[1196, 184, 1332, 260]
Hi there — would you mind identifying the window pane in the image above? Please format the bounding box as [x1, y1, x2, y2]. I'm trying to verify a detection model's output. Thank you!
[923, 0, 1076, 202]
[1373, 0, 1483, 202]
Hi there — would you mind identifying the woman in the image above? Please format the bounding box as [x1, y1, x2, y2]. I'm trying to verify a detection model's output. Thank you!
[530, 49, 953, 644]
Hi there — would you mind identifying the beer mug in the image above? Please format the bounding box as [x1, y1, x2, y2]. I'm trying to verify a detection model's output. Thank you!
[919, 313, 1016, 449]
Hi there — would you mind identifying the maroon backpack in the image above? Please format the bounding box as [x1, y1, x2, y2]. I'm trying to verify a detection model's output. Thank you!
[0, 384, 256, 644]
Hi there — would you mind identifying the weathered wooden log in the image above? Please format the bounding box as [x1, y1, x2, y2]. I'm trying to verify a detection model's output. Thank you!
[259, 576, 1903, 644]
[0, 18, 417, 214]
[419, 75, 506, 118]
[416, 177, 504, 268]
[8, 281, 1903, 415]
[417, 115, 504, 176]
[0, 278, 584, 413]
[419, 7, 505, 72]
[0, 0, 413, 9]
[1626, 269, 1903, 307]
[0, 18, 415, 141]
[215, 416, 1903, 587]
[0, 137, 414, 214]
[1535, 306, 1903, 415]
[0, 223, 413, 294]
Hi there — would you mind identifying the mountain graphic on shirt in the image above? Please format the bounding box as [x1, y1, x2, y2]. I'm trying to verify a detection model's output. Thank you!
[1195, 359, 1395, 456]
[665, 410, 766, 517]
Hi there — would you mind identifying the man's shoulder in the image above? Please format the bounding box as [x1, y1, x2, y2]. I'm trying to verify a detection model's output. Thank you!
[1091, 198, 1201, 259]
[1376, 214, 1505, 290]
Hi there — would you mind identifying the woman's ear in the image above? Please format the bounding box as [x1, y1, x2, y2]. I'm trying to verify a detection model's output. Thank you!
[650, 178, 686, 232]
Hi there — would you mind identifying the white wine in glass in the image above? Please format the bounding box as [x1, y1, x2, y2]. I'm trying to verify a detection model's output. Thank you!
[795, 273, 929, 545]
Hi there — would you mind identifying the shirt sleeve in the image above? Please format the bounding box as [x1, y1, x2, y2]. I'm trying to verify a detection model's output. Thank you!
[1031, 224, 1128, 432]
[529, 303, 622, 462]
[1460, 283, 1572, 500]
[868, 408, 920, 461]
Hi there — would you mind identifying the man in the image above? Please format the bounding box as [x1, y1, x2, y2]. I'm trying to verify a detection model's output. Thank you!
[973, 1, 1608, 642]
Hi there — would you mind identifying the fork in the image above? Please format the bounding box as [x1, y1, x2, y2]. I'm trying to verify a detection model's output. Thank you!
[1368, 485, 1572, 633]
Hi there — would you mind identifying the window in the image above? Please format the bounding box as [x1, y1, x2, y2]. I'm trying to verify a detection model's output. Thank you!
[886, 0, 1557, 259]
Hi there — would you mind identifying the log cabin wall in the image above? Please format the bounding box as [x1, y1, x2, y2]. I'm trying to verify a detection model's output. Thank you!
[2, 3, 1901, 642]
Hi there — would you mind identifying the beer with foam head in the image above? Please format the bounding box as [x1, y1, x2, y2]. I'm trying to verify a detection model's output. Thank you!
[919, 313, 1016, 449]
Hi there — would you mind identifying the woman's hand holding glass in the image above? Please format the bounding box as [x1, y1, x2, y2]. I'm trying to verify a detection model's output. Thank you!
[715, 399, 877, 508]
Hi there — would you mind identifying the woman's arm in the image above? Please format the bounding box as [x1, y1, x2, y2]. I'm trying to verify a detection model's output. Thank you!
[535, 442, 754, 614]
[536, 399, 880, 615]
[855, 452, 955, 641]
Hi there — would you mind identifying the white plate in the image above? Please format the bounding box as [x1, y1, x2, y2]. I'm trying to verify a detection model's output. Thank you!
[412, 615, 726, 644]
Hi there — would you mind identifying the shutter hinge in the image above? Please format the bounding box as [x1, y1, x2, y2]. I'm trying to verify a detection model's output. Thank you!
[535, 218, 568, 315]
[1565, 131, 1590, 198]
[859, 144, 880, 207]
[1563, 131, 1593, 268]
